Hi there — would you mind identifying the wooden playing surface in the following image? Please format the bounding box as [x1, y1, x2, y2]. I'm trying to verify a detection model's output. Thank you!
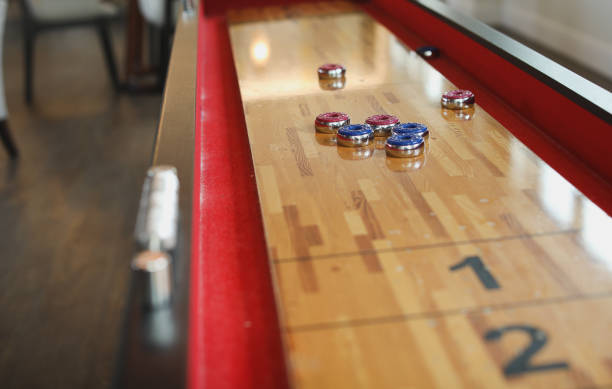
[227, 3, 612, 388]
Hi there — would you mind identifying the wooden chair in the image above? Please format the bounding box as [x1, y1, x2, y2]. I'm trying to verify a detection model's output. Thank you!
[0, 0, 18, 158]
[18, 0, 122, 104]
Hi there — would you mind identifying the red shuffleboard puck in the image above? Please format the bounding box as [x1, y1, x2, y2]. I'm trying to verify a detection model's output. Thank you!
[315, 112, 350, 134]
[441, 89, 475, 109]
[365, 114, 400, 136]
[317, 63, 346, 79]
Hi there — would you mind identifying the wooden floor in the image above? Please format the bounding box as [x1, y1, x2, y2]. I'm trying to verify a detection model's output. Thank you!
[228, 3, 612, 388]
[0, 5, 160, 389]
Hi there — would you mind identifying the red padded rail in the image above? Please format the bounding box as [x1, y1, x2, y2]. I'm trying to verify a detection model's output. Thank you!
[187, 8, 290, 389]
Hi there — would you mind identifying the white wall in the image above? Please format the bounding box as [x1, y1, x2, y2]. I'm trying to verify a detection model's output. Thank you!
[443, 0, 612, 80]
[446, 0, 501, 23]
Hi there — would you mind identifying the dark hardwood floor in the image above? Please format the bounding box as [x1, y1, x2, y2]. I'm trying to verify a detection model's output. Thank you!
[0, 4, 161, 389]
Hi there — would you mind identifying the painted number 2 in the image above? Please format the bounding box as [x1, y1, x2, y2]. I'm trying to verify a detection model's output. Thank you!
[485, 325, 569, 376]
[449, 256, 500, 289]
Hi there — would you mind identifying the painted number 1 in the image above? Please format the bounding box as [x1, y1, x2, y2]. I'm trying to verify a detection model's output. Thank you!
[449, 256, 500, 289]
[485, 325, 569, 376]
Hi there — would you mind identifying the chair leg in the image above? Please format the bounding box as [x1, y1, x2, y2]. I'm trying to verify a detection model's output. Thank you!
[24, 30, 34, 105]
[158, 0, 173, 89]
[158, 26, 169, 90]
[96, 22, 120, 91]
[0, 120, 18, 159]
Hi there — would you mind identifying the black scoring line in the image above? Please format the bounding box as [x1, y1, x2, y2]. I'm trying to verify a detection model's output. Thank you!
[274, 229, 579, 264]
[284, 291, 612, 333]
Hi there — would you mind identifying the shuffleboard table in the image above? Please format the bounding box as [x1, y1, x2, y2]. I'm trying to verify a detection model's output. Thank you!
[115, 1, 612, 388]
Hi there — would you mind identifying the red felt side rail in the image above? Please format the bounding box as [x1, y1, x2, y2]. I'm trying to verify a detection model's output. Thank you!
[187, 8, 290, 389]
[366, 0, 612, 214]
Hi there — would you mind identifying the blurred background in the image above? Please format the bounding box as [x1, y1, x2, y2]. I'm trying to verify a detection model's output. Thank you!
[0, 0, 609, 388]
[0, 0, 174, 388]
[443, 0, 612, 90]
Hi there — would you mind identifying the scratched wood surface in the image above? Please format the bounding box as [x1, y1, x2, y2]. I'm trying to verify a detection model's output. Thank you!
[227, 3, 612, 388]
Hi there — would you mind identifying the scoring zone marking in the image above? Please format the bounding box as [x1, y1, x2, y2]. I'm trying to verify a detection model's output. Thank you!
[280, 226, 610, 378]
[484, 325, 569, 376]
[450, 255, 501, 289]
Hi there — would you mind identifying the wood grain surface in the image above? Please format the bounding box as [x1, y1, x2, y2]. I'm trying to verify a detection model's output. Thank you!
[228, 3, 612, 388]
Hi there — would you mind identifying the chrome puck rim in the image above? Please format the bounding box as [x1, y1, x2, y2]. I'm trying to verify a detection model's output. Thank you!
[385, 143, 425, 157]
[392, 122, 429, 137]
[370, 123, 397, 136]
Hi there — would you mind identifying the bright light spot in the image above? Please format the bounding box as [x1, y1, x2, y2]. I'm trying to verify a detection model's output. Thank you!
[509, 138, 529, 183]
[581, 199, 612, 265]
[422, 65, 444, 103]
[538, 162, 576, 227]
[251, 40, 269, 65]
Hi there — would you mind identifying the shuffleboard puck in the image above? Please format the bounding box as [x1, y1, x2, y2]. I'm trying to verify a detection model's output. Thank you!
[318, 63, 346, 79]
[385, 134, 425, 158]
[337, 124, 374, 147]
[315, 112, 350, 134]
[441, 89, 475, 110]
[365, 114, 400, 137]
